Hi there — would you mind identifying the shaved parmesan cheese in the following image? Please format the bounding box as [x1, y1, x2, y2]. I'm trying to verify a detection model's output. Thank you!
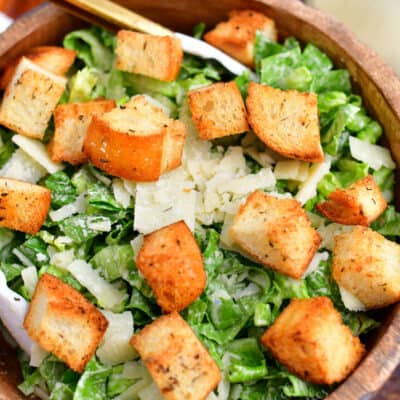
[12, 248, 35, 268]
[21, 266, 38, 297]
[122, 360, 150, 380]
[49, 193, 87, 222]
[134, 168, 196, 234]
[0, 148, 46, 183]
[50, 249, 75, 270]
[130, 235, 144, 262]
[302, 251, 329, 278]
[138, 383, 163, 400]
[216, 167, 275, 195]
[123, 179, 136, 196]
[339, 285, 366, 311]
[12, 134, 64, 173]
[67, 260, 126, 311]
[349, 136, 395, 170]
[112, 179, 132, 208]
[317, 223, 354, 251]
[274, 160, 309, 182]
[296, 157, 331, 204]
[243, 147, 274, 167]
[97, 310, 137, 365]
[30, 342, 49, 367]
[0, 270, 33, 355]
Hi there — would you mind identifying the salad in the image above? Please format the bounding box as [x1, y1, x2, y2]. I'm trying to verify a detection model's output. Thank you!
[0, 9, 398, 400]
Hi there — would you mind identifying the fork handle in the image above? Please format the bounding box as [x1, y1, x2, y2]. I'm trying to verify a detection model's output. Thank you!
[56, 0, 173, 36]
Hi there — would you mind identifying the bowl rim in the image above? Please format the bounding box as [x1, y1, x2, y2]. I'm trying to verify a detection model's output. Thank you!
[0, 1, 400, 399]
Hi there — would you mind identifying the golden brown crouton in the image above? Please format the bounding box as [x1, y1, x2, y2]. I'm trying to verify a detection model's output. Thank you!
[137, 221, 206, 312]
[0, 46, 76, 90]
[24, 273, 108, 372]
[115, 30, 182, 82]
[0, 178, 51, 235]
[317, 175, 386, 226]
[230, 191, 321, 279]
[0, 57, 66, 140]
[204, 10, 277, 67]
[83, 95, 186, 181]
[246, 83, 324, 163]
[333, 226, 400, 309]
[261, 297, 365, 384]
[130, 312, 221, 400]
[188, 81, 249, 140]
[48, 99, 116, 165]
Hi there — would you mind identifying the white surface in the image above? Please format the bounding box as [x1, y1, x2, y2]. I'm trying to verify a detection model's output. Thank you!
[307, 0, 400, 76]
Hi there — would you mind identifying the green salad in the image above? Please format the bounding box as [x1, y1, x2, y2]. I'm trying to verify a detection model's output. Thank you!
[0, 22, 398, 400]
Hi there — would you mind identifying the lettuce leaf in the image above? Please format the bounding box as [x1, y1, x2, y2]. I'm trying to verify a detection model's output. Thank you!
[63, 26, 114, 71]
[45, 171, 77, 209]
[91, 244, 135, 281]
[74, 359, 111, 400]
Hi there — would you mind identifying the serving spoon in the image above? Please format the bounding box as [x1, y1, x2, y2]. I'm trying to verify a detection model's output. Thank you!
[50, 0, 258, 81]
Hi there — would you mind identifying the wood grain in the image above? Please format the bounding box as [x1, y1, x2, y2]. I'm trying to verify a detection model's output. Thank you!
[0, 1, 400, 399]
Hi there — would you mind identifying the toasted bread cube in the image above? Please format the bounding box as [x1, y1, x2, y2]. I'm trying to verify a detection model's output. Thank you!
[116, 30, 182, 82]
[188, 81, 249, 140]
[0, 178, 51, 234]
[24, 273, 108, 372]
[0, 46, 76, 90]
[83, 95, 186, 182]
[204, 10, 277, 67]
[333, 226, 400, 309]
[0, 57, 66, 140]
[130, 312, 221, 400]
[246, 83, 324, 162]
[230, 191, 321, 279]
[261, 297, 365, 384]
[317, 175, 386, 226]
[48, 99, 116, 165]
[137, 221, 206, 312]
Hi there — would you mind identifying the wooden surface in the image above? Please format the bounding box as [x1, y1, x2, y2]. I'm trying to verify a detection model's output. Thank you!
[0, 1, 400, 399]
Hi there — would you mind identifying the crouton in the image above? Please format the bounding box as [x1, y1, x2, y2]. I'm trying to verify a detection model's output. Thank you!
[83, 95, 185, 182]
[333, 226, 400, 309]
[204, 10, 277, 67]
[261, 297, 365, 384]
[230, 191, 321, 279]
[0, 178, 51, 235]
[317, 175, 386, 226]
[246, 83, 324, 163]
[115, 30, 182, 82]
[188, 81, 249, 140]
[130, 312, 221, 400]
[0, 57, 66, 140]
[137, 221, 206, 312]
[24, 273, 108, 372]
[0, 46, 76, 90]
[48, 99, 116, 165]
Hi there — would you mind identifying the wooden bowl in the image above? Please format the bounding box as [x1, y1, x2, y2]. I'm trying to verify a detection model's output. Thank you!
[0, 1, 400, 399]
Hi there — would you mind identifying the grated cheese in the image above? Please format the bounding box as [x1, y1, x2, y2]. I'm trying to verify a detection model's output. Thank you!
[12, 134, 64, 174]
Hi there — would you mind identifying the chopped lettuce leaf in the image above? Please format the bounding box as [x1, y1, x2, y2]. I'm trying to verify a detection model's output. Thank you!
[63, 26, 114, 71]
[45, 171, 77, 209]
[74, 358, 111, 400]
[227, 338, 267, 383]
[91, 244, 134, 282]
